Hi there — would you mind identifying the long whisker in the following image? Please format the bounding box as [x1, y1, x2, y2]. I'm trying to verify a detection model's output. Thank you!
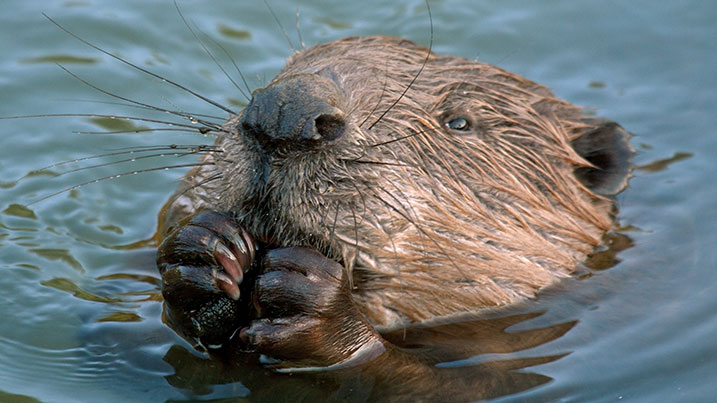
[23, 144, 219, 177]
[101, 144, 219, 152]
[56, 149, 221, 177]
[173, 1, 250, 101]
[344, 160, 409, 167]
[27, 162, 216, 206]
[367, 0, 432, 130]
[200, 30, 254, 99]
[368, 129, 426, 148]
[73, 128, 206, 135]
[295, 3, 305, 50]
[0, 113, 220, 134]
[358, 57, 390, 128]
[43, 13, 237, 115]
[61, 99, 227, 121]
[56, 64, 225, 132]
[263, 0, 296, 52]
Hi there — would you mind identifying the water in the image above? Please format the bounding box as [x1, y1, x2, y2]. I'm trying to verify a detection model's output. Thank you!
[1, 0, 715, 401]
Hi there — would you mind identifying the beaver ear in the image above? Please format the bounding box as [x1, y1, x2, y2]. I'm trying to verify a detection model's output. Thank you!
[571, 121, 633, 196]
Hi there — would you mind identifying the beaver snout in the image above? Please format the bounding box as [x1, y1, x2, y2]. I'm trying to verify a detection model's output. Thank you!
[240, 73, 348, 153]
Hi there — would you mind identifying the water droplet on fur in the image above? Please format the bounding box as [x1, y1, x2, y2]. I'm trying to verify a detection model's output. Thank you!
[318, 183, 335, 194]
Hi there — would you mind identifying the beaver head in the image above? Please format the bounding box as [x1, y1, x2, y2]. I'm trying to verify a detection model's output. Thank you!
[170, 36, 631, 328]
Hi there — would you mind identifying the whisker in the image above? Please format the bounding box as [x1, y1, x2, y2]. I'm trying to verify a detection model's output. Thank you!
[27, 162, 216, 206]
[367, 0, 432, 130]
[22, 144, 219, 178]
[358, 57, 390, 128]
[56, 64, 224, 132]
[200, 30, 254, 99]
[43, 13, 237, 115]
[368, 129, 426, 148]
[343, 159, 409, 167]
[55, 149, 220, 177]
[295, 3, 305, 50]
[61, 99, 227, 121]
[0, 113, 221, 134]
[263, 0, 296, 52]
[73, 128, 206, 135]
[173, 1, 251, 101]
[102, 144, 219, 152]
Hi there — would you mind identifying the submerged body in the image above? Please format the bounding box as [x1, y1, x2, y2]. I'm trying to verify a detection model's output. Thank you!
[157, 36, 631, 367]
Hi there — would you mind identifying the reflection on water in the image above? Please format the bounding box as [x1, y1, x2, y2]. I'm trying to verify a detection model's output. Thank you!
[583, 231, 634, 271]
[21, 55, 99, 65]
[157, 312, 574, 401]
[636, 151, 693, 173]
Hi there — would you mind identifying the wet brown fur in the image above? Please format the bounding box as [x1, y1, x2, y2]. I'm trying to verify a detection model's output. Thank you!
[161, 36, 622, 329]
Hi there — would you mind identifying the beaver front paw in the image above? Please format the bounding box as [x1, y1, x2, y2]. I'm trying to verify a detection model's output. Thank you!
[240, 247, 385, 370]
[157, 211, 256, 350]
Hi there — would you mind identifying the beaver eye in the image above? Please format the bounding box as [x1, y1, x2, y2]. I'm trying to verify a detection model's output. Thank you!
[445, 115, 473, 133]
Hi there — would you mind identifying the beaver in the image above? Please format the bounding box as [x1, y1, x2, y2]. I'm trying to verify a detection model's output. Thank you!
[155, 36, 632, 370]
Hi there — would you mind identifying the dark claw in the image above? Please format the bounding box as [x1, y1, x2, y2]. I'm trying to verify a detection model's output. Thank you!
[213, 267, 240, 300]
[214, 241, 243, 281]
[157, 211, 256, 348]
[188, 210, 254, 272]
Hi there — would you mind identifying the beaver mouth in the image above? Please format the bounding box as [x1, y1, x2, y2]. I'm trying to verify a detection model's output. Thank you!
[258, 221, 340, 254]
[248, 199, 345, 267]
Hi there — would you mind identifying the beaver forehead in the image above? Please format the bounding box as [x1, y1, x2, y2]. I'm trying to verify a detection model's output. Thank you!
[273, 36, 561, 133]
[280, 36, 432, 75]
[276, 37, 488, 99]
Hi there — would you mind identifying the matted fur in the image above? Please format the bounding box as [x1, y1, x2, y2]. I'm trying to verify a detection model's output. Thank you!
[163, 36, 618, 328]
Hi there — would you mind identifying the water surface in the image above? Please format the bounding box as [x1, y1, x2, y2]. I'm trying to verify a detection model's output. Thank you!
[1, 0, 715, 401]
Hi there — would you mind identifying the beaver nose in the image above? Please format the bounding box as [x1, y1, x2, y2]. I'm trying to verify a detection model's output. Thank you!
[239, 73, 347, 152]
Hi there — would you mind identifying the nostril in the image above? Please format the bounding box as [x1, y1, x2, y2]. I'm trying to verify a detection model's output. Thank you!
[239, 74, 349, 150]
[314, 113, 346, 141]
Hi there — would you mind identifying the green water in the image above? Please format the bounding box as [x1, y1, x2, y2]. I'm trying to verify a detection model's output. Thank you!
[1, 0, 715, 401]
